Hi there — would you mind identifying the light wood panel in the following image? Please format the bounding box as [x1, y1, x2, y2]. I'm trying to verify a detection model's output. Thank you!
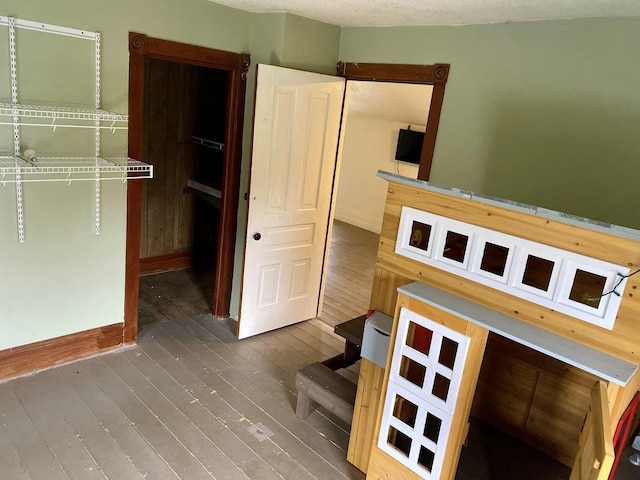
[369, 267, 412, 316]
[527, 368, 594, 466]
[570, 381, 614, 480]
[347, 359, 385, 472]
[471, 333, 599, 467]
[472, 334, 540, 435]
[378, 181, 640, 364]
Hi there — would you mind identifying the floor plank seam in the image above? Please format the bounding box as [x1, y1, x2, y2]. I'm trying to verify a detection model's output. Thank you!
[113, 353, 229, 479]
[138, 337, 300, 480]
[149, 329, 352, 479]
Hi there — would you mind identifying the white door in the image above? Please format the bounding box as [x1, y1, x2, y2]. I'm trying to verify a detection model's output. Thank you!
[238, 64, 345, 339]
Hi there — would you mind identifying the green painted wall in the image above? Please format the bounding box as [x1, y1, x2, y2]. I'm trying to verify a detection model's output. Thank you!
[0, 0, 252, 350]
[282, 14, 341, 75]
[248, 12, 287, 66]
[340, 18, 640, 229]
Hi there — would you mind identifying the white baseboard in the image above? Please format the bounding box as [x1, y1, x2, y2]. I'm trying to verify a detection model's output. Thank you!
[334, 206, 382, 234]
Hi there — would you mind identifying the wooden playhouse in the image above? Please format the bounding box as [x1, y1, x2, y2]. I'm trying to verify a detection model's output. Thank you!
[347, 172, 640, 480]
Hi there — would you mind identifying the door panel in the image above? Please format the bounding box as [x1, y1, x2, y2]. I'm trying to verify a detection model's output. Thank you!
[263, 224, 314, 252]
[238, 64, 345, 339]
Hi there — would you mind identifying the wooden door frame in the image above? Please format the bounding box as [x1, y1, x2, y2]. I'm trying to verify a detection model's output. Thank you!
[124, 32, 250, 343]
[336, 62, 450, 181]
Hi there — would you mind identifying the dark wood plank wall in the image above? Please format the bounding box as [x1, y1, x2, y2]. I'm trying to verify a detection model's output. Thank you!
[141, 60, 198, 260]
[175, 64, 197, 253]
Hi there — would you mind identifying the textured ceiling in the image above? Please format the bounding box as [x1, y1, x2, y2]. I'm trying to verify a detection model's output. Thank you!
[212, 0, 640, 26]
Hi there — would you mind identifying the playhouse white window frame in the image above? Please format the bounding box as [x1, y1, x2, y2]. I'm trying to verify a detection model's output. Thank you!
[396, 207, 629, 330]
[379, 307, 471, 478]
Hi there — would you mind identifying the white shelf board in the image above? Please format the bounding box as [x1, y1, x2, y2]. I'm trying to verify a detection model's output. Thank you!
[398, 281, 638, 386]
[0, 102, 128, 124]
[0, 156, 153, 182]
[187, 179, 222, 198]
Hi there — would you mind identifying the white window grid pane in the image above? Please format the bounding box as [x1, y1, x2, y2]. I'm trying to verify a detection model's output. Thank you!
[390, 308, 470, 414]
[433, 225, 476, 270]
[393, 338, 456, 412]
[379, 381, 452, 479]
[409, 220, 436, 255]
[397, 209, 438, 260]
[508, 247, 564, 300]
[555, 260, 617, 316]
[468, 233, 516, 284]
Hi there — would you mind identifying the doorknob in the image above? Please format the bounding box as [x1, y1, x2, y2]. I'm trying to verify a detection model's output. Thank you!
[253, 232, 262, 241]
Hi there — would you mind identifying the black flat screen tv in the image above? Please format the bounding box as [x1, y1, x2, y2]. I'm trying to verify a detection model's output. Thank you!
[395, 128, 424, 165]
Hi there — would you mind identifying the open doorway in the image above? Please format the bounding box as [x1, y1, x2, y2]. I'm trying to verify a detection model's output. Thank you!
[137, 59, 230, 330]
[318, 80, 434, 329]
[223, 62, 449, 339]
[124, 33, 249, 342]
[333, 81, 433, 233]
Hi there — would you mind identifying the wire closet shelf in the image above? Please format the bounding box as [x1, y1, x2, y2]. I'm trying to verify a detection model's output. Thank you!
[0, 15, 153, 242]
[0, 103, 129, 130]
[0, 156, 153, 183]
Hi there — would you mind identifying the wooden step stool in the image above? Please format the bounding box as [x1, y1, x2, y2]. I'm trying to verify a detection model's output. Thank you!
[295, 362, 357, 425]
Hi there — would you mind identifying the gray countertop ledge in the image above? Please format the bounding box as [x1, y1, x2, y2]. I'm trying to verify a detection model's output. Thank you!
[377, 171, 640, 242]
[398, 281, 638, 386]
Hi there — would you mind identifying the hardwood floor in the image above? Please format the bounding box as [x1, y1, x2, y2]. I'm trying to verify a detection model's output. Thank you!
[319, 221, 378, 328]
[0, 314, 366, 480]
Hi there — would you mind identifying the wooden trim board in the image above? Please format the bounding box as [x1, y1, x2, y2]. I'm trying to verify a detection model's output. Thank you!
[337, 62, 449, 84]
[337, 63, 449, 182]
[0, 324, 123, 382]
[140, 250, 192, 275]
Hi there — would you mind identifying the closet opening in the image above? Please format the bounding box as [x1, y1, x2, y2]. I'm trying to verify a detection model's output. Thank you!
[138, 60, 228, 324]
[125, 33, 249, 342]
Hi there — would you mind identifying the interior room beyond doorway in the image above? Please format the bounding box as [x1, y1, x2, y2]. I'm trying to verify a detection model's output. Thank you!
[333, 80, 433, 235]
